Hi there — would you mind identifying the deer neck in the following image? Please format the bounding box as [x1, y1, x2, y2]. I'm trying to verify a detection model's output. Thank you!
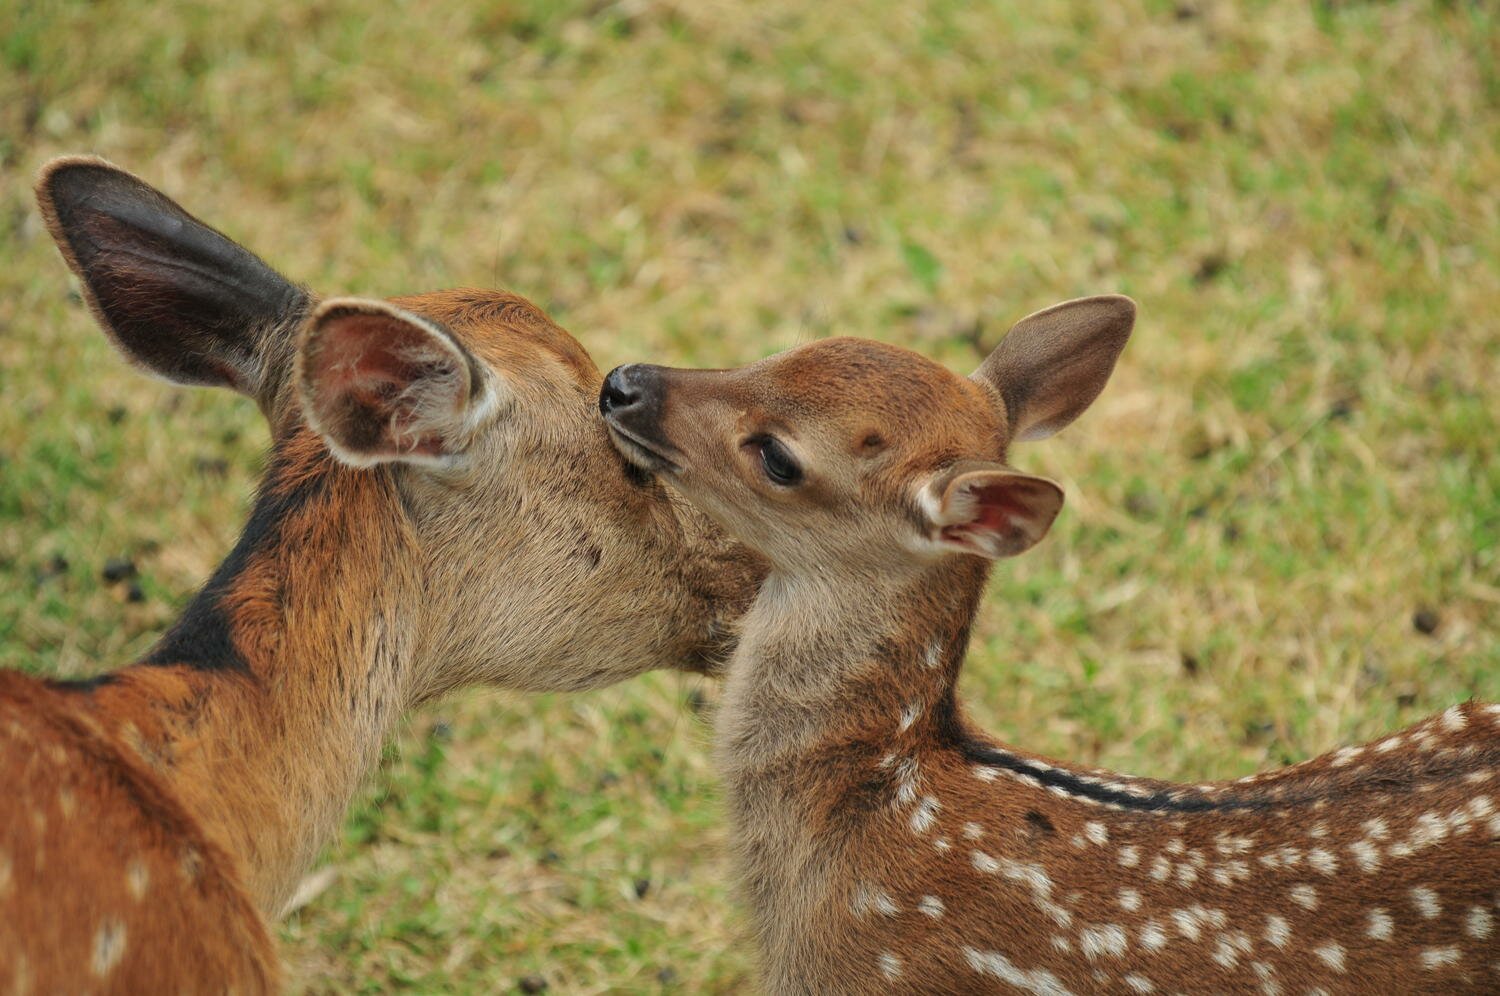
[82, 430, 420, 916]
[719, 555, 986, 767]
[714, 555, 987, 956]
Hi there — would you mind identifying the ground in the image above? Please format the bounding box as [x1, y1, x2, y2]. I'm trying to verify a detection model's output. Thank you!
[1, 1, 1496, 992]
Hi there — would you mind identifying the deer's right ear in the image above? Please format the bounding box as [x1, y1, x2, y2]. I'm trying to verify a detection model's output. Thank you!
[35, 156, 307, 399]
[297, 298, 496, 469]
[916, 465, 1064, 560]
[973, 295, 1135, 442]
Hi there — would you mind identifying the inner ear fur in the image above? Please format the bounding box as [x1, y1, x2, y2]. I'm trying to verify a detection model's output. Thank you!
[296, 297, 490, 468]
[35, 156, 307, 400]
[973, 295, 1136, 443]
[922, 463, 1064, 560]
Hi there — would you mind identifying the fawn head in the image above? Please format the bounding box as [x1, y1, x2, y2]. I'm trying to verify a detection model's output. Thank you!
[37, 156, 754, 692]
[601, 297, 1134, 575]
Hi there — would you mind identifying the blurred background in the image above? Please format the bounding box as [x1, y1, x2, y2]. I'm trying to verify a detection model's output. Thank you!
[1, 0, 1496, 991]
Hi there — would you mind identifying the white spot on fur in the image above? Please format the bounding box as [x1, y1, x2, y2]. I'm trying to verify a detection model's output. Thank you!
[1375, 735, 1404, 753]
[878, 952, 902, 979]
[91, 920, 126, 976]
[1084, 821, 1108, 846]
[1118, 845, 1141, 868]
[893, 756, 920, 807]
[962, 946, 1074, 996]
[1290, 884, 1318, 910]
[125, 860, 149, 901]
[897, 701, 922, 733]
[1123, 973, 1155, 993]
[1467, 906, 1494, 939]
[1079, 924, 1128, 960]
[1421, 946, 1461, 970]
[1213, 931, 1251, 969]
[962, 821, 985, 841]
[1175, 863, 1198, 888]
[1307, 848, 1337, 875]
[1051, 935, 1071, 952]
[851, 882, 899, 918]
[1118, 888, 1142, 912]
[1350, 839, 1381, 873]
[1314, 942, 1346, 973]
[1330, 746, 1363, 767]
[972, 851, 1000, 874]
[909, 796, 940, 834]
[934, 836, 951, 852]
[1150, 856, 1171, 882]
[1362, 816, 1390, 839]
[1265, 914, 1290, 948]
[1409, 812, 1449, 850]
[1166, 838, 1185, 855]
[924, 640, 943, 669]
[1172, 908, 1203, 942]
[1366, 908, 1393, 941]
[1442, 706, 1467, 731]
[972, 765, 998, 782]
[1411, 886, 1442, 919]
[918, 895, 944, 919]
[1139, 920, 1168, 952]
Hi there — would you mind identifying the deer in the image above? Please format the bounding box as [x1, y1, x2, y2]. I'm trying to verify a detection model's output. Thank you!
[599, 295, 1500, 995]
[0, 157, 762, 994]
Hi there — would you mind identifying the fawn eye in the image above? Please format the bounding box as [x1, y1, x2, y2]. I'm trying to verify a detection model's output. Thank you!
[754, 436, 803, 486]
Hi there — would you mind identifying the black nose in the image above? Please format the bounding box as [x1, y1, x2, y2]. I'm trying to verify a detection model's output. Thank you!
[599, 364, 641, 416]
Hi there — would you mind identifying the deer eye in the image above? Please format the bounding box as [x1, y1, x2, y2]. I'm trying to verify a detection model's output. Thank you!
[754, 436, 803, 486]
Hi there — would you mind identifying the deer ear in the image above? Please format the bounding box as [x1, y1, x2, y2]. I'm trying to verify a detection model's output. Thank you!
[973, 295, 1135, 442]
[35, 156, 307, 399]
[918, 465, 1063, 560]
[297, 298, 494, 468]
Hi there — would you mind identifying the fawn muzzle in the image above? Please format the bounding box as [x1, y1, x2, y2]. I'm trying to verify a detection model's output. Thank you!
[600, 363, 681, 473]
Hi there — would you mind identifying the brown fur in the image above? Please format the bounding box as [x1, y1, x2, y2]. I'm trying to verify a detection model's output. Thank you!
[1, 158, 763, 993]
[605, 297, 1500, 994]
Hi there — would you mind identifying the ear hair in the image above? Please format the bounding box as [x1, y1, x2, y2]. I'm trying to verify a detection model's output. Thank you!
[35, 155, 307, 401]
[296, 297, 495, 469]
[973, 295, 1135, 443]
[917, 463, 1064, 560]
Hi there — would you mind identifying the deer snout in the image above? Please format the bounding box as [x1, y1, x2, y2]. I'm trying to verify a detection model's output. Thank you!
[600, 364, 679, 472]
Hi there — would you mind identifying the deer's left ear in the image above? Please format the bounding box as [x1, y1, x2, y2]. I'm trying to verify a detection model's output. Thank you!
[917, 465, 1063, 560]
[973, 295, 1135, 442]
[296, 298, 496, 468]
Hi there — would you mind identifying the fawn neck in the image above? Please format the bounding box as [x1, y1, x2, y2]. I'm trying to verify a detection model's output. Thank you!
[75, 429, 421, 915]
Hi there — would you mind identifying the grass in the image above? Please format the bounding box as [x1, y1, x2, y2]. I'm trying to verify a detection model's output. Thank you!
[2, 0, 1497, 991]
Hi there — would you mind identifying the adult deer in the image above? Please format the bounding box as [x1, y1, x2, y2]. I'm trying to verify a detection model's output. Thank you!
[601, 296, 1500, 994]
[0, 157, 761, 993]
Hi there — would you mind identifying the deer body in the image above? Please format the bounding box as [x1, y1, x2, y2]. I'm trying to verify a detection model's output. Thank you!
[600, 296, 1500, 994]
[1, 159, 759, 993]
[722, 562, 1500, 995]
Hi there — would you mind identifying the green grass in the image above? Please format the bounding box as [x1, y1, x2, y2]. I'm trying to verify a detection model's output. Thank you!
[2, 0, 1497, 991]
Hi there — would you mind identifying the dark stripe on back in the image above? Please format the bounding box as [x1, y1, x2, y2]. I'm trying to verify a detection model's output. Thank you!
[142, 450, 330, 672]
[958, 740, 1271, 813]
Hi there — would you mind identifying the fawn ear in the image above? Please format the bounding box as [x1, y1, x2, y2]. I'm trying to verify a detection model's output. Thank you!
[973, 295, 1135, 442]
[919, 465, 1063, 559]
[297, 298, 494, 468]
[35, 156, 307, 399]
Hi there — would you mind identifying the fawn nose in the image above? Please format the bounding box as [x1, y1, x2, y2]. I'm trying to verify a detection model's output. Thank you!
[599, 364, 662, 421]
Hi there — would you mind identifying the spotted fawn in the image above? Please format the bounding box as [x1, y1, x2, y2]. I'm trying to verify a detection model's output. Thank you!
[0, 158, 761, 993]
[601, 295, 1500, 994]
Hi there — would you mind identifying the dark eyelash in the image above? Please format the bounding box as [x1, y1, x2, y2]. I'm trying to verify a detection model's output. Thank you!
[755, 436, 803, 486]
